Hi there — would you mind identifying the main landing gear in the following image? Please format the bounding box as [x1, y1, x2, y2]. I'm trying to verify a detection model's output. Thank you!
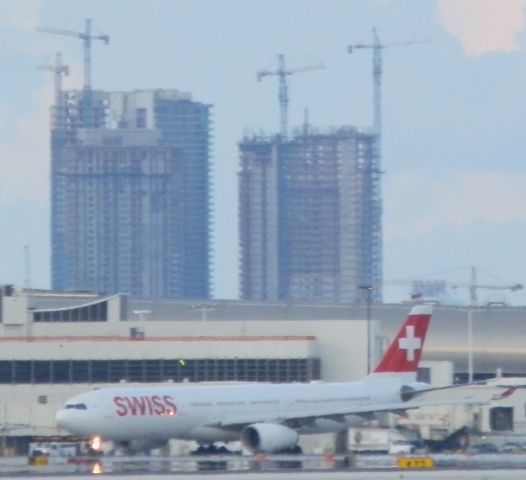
[191, 444, 239, 455]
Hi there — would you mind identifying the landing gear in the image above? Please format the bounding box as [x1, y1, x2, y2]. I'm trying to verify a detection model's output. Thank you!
[276, 445, 303, 454]
[191, 444, 239, 455]
[273, 445, 303, 469]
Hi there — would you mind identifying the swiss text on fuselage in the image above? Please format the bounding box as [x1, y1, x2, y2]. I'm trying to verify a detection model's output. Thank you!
[113, 395, 177, 417]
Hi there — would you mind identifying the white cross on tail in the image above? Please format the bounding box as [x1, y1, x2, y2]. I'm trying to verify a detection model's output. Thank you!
[398, 325, 422, 361]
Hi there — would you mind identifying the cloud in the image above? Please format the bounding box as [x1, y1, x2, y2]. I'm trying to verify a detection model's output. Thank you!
[0, 0, 42, 29]
[0, 0, 69, 58]
[0, 83, 52, 205]
[437, 0, 526, 56]
[0, 0, 85, 207]
[385, 171, 526, 239]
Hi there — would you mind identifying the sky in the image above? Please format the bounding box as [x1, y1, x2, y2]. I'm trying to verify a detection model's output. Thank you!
[0, 0, 525, 305]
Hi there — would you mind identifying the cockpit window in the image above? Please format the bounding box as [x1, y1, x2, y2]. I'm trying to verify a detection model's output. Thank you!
[65, 403, 87, 410]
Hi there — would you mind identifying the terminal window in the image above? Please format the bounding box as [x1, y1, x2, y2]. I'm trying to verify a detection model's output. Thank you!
[0, 358, 321, 385]
[32, 302, 108, 322]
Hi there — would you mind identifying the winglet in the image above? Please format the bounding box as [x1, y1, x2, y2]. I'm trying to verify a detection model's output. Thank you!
[492, 386, 517, 401]
[373, 305, 433, 374]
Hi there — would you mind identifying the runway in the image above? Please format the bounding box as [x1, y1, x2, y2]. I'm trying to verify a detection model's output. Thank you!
[6, 452, 526, 478]
[5, 470, 526, 479]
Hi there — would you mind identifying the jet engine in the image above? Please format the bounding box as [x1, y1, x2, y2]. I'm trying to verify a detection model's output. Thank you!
[241, 423, 299, 453]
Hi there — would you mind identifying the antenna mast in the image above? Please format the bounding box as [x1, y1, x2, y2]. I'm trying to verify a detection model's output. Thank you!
[24, 245, 31, 289]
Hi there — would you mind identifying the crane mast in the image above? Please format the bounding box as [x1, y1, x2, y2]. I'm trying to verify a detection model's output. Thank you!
[348, 28, 429, 169]
[38, 52, 69, 110]
[257, 54, 324, 139]
[278, 54, 288, 140]
[372, 28, 382, 147]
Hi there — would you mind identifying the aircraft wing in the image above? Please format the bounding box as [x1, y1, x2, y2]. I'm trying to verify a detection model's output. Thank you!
[393, 383, 516, 409]
[212, 384, 516, 430]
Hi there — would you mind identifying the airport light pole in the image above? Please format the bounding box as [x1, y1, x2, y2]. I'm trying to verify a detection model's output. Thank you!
[467, 307, 475, 383]
[358, 285, 374, 374]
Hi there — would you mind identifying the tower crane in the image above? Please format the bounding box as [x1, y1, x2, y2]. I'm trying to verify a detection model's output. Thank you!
[386, 266, 523, 306]
[257, 54, 324, 138]
[347, 28, 429, 165]
[451, 266, 523, 307]
[36, 18, 109, 94]
[38, 52, 69, 110]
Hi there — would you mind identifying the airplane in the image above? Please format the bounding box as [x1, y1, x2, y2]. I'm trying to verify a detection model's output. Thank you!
[55, 304, 515, 454]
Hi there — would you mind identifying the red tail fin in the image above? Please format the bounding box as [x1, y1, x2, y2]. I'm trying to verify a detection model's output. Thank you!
[373, 305, 433, 373]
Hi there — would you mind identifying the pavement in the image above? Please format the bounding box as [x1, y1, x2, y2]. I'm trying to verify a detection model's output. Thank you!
[5, 470, 526, 479]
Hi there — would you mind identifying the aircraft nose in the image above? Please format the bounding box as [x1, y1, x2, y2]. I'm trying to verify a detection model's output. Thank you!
[55, 409, 79, 433]
[55, 405, 93, 436]
[55, 409, 69, 430]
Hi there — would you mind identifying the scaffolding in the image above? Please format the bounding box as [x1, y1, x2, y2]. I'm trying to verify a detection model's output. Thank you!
[51, 90, 211, 299]
[239, 127, 382, 303]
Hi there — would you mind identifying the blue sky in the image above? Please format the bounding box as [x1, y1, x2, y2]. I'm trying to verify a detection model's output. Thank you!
[1, 0, 525, 305]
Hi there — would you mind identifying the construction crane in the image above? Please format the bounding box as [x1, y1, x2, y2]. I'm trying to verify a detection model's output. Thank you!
[452, 266, 523, 307]
[36, 18, 109, 94]
[38, 52, 69, 109]
[347, 28, 429, 164]
[257, 54, 324, 138]
[386, 266, 523, 306]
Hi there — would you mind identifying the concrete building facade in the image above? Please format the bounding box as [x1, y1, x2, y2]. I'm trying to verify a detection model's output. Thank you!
[1, 285, 526, 453]
[239, 127, 382, 303]
[51, 89, 211, 299]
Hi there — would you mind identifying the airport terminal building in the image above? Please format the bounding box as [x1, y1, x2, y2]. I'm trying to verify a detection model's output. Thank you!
[1, 284, 526, 454]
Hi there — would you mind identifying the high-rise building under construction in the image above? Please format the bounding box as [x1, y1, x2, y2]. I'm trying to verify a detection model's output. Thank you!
[239, 127, 381, 303]
[51, 89, 211, 299]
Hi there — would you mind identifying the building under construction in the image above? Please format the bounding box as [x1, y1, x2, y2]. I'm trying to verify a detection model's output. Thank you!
[239, 127, 382, 303]
[51, 88, 212, 299]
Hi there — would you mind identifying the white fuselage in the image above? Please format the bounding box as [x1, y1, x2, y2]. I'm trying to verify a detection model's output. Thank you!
[56, 378, 407, 444]
[55, 305, 434, 449]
